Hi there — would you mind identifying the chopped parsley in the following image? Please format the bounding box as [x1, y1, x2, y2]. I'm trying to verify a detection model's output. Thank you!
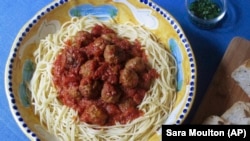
[189, 0, 222, 20]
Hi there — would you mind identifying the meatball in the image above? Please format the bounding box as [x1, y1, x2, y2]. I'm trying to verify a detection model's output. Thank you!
[63, 47, 86, 72]
[58, 88, 79, 108]
[104, 45, 126, 64]
[79, 79, 101, 99]
[67, 86, 82, 101]
[101, 82, 121, 104]
[91, 24, 103, 37]
[125, 57, 146, 72]
[114, 37, 132, 50]
[118, 97, 137, 112]
[79, 60, 98, 78]
[101, 33, 116, 42]
[105, 104, 121, 116]
[119, 68, 139, 88]
[83, 37, 108, 58]
[104, 45, 119, 64]
[92, 37, 108, 57]
[80, 104, 108, 125]
[74, 30, 93, 48]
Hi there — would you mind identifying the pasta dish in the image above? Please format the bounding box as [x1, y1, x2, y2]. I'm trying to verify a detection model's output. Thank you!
[29, 16, 177, 141]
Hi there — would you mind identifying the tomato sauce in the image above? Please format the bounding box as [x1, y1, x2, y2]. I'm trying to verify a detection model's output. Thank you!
[52, 24, 158, 126]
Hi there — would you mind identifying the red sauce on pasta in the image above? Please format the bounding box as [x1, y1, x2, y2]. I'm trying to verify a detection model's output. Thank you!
[52, 24, 158, 126]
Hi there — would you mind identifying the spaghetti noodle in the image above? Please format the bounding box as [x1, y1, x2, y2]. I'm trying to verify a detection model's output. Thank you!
[29, 16, 177, 141]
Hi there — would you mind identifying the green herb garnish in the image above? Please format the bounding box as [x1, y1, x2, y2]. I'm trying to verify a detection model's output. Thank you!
[189, 0, 221, 20]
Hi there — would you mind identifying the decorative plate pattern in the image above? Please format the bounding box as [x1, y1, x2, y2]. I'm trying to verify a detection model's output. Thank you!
[5, 0, 196, 140]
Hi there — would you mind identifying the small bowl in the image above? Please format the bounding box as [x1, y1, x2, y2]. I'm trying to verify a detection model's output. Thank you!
[185, 0, 227, 29]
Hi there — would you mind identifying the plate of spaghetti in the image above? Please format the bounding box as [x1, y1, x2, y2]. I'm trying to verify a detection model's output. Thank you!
[5, 0, 197, 141]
